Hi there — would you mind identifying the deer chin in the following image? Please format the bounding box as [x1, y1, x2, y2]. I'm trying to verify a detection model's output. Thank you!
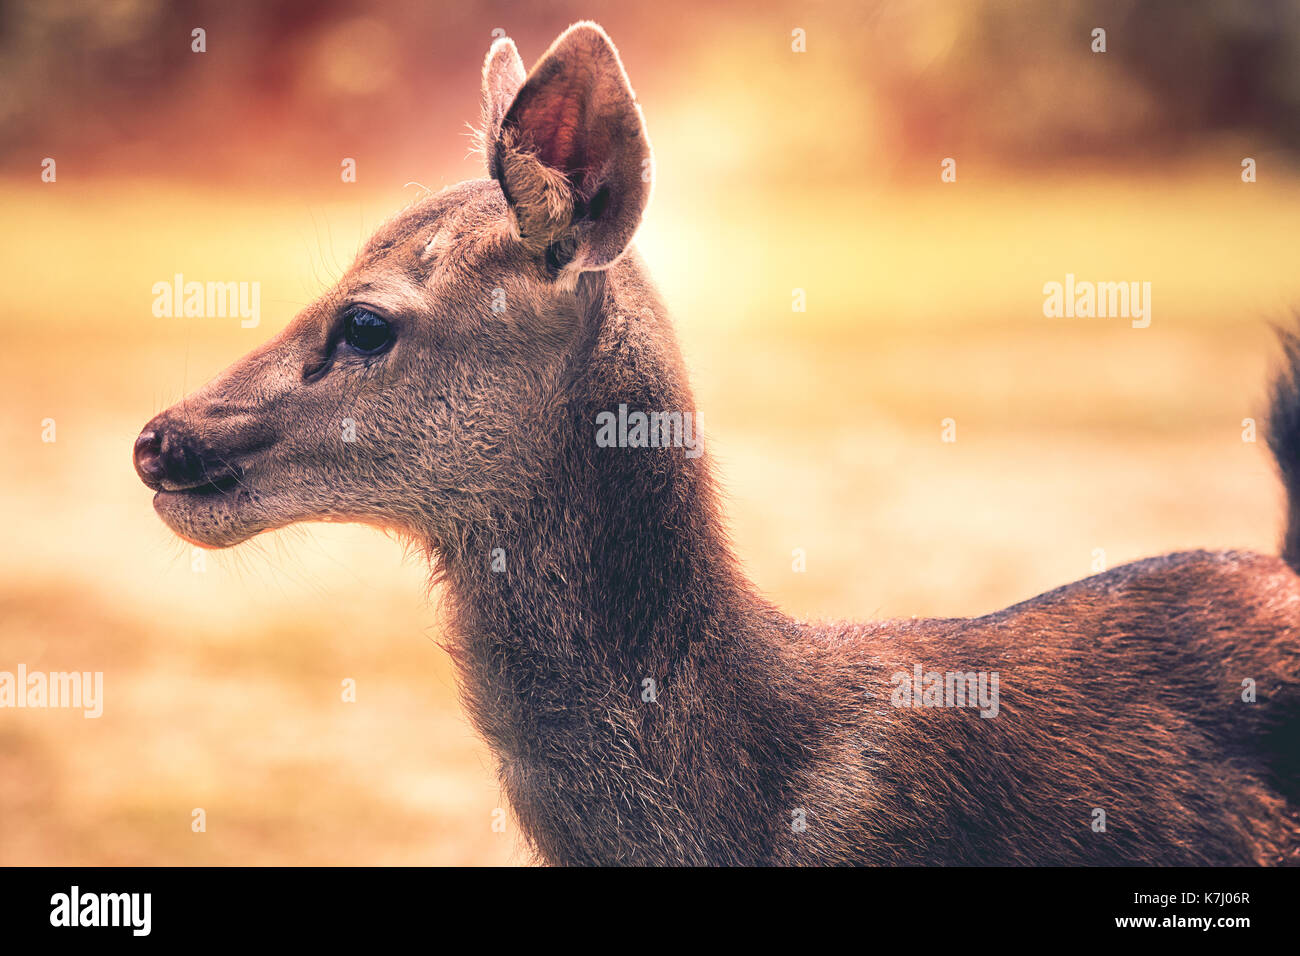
[153, 482, 273, 549]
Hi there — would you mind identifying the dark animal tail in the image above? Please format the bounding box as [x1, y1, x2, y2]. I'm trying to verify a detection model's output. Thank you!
[1268, 326, 1300, 574]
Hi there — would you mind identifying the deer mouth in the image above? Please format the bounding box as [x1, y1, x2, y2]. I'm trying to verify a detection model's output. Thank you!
[151, 464, 271, 548]
[156, 468, 243, 497]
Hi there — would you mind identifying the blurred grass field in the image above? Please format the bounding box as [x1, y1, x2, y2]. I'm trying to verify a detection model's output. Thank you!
[1, 163, 1299, 864]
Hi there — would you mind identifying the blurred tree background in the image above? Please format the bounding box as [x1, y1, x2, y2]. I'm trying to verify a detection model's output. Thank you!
[2, 0, 1298, 187]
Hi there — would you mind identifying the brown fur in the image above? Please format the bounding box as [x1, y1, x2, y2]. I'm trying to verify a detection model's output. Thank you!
[134, 22, 1300, 865]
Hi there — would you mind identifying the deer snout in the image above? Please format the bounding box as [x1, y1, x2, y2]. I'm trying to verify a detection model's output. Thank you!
[134, 413, 270, 493]
[134, 416, 228, 492]
[132, 427, 167, 487]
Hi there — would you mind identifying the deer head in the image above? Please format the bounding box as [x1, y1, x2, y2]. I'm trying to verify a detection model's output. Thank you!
[134, 23, 653, 550]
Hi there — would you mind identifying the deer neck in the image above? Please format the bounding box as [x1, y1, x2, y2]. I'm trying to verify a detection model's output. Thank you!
[440, 261, 753, 698]
[429, 260, 801, 863]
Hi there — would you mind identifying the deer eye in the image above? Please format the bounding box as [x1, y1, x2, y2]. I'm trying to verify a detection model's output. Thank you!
[343, 309, 394, 354]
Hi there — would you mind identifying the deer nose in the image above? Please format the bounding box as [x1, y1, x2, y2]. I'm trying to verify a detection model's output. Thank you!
[133, 417, 212, 491]
[133, 428, 166, 486]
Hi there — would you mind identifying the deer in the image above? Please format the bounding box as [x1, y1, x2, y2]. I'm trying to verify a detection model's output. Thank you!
[133, 21, 1300, 866]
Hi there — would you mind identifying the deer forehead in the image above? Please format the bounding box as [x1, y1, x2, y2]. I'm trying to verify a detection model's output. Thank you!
[346, 274, 429, 316]
[421, 221, 457, 262]
[420, 199, 515, 266]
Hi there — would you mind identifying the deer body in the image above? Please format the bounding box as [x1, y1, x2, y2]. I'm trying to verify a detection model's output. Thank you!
[134, 23, 1300, 865]
[444, 248, 1300, 865]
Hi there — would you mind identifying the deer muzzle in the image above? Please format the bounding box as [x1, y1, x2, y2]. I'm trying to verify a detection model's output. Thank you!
[133, 412, 272, 494]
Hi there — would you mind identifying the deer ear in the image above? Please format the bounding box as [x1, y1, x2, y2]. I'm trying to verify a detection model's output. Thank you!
[488, 22, 653, 274]
[481, 37, 526, 166]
